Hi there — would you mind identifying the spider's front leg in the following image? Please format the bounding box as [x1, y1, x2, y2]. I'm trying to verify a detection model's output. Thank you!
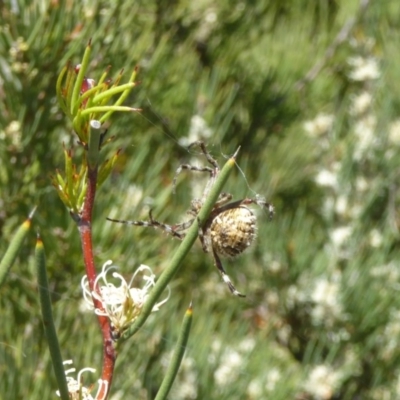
[106, 210, 191, 240]
[188, 141, 220, 170]
[172, 163, 214, 194]
[172, 141, 220, 193]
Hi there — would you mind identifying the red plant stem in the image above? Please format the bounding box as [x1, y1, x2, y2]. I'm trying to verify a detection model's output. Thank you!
[78, 166, 116, 399]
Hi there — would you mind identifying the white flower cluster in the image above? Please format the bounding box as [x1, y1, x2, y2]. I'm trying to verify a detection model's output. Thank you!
[81, 260, 169, 338]
[56, 360, 107, 400]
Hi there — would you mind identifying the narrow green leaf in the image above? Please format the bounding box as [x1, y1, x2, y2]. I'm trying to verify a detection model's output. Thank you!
[155, 303, 193, 400]
[81, 105, 137, 117]
[35, 235, 69, 400]
[56, 64, 69, 115]
[0, 208, 35, 287]
[71, 39, 92, 116]
[92, 82, 136, 104]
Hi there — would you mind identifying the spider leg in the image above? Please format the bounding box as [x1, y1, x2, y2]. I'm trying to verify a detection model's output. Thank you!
[242, 197, 275, 220]
[214, 192, 233, 208]
[196, 217, 210, 253]
[173, 141, 221, 194]
[172, 164, 214, 193]
[214, 197, 275, 220]
[106, 210, 191, 240]
[188, 141, 219, 170]
[212, 249, 246, 297]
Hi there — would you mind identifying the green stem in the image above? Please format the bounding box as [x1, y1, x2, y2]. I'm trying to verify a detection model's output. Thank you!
[35, 235, 69, 400]
[122, 148, 240, 340]
[155, 304, 193, 400]
[87, 120, 102, 169]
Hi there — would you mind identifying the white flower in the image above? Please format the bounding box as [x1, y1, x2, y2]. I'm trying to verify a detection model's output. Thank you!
[56, 360, 107, 400]
[315, 169, 338, 189]
[179, 115, 213, 146]
[82, 261, 169, 337]
[247, 369, 282, 398]
[370, 262, 400, 282]
[355, 177, 368, 192]
[303, 364, 341, 399]
[389, 119, 400, 145]
[304, 114, 334, 137]
[4, 120, 22, 149]
[214, 349, 243, 387]
[335, 195, 348, 217]
[330, 226, 352, 247]
[369, 229, 383, 248]
[348, 56, 380, 81]
[353, 114, 377, 160]
[311, 276, 343, 325]
[350, 91, 373, 116]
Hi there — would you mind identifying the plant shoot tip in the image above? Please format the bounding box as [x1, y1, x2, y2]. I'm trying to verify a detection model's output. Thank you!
[232, 146, 241, 160]
[29, 206, 38, 219]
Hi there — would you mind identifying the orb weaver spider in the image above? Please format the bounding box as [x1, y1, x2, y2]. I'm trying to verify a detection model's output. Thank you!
[107, 141, 274, 297]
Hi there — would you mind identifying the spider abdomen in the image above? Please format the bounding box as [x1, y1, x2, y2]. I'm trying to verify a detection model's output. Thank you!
[210, 206, 257, 258]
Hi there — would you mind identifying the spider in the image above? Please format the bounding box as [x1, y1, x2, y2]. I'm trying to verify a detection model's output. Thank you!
[107, 141, 274, 297]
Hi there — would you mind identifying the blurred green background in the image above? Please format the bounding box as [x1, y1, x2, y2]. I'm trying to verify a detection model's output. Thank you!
[1, 0, 400, 398]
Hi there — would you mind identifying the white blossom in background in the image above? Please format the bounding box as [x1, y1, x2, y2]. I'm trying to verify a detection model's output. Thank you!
[370, 262, 400, 282]
[389, 119, 400, 146]
[315, 167, 339, 189]
[350, 91, 373, 116]
[238, 337, 256, 353]
[286, 282, 308, 307]
[355, 177, 368, 192]
[212, 337, 258, 388]
[369, 229, 383, 248]
[321, 196, 335, 218]
[311, 274, 344, 326]
[247, 368, 282, 398]
[107, 184, 144, 221]
[265, 368, 282, 392]
[82, 260, 169, 338]
[303, 364, 341, 399]
[330, 226, 352, 248]
[248, 379, 263, 398]
[195, 7, 218, 42]
[56, 360, 107, 400]
[214, 348, 243, 387]
[335, 195, 349, 217]
[348, 56, 380, 81]
[379, 310, 400, 361]
[353, 114, 377, 160]
[179, 115, 213, 147]
[304, 113, 334, 137]
[0, 120, 22, 149]
[265, 259, 283, 274]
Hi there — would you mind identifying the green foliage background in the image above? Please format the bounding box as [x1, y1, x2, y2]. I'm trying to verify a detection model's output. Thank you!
[1, 0, 400, 399]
